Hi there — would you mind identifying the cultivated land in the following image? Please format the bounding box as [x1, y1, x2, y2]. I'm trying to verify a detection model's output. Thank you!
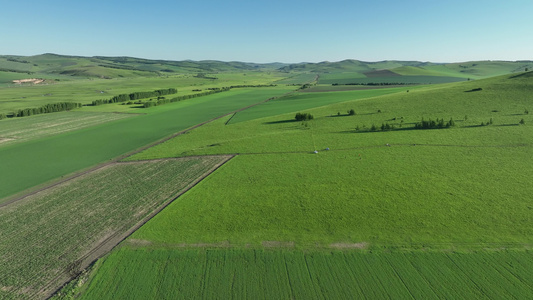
[1, 55, 532, 299]
[0, 157, 231, 300]
[0, 111, 136, 147]
[0, 86, 295, 201]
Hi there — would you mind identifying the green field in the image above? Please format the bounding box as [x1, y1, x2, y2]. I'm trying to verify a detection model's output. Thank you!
[0, 72, 284, 114]
[76, 248, 533, 300]
[0, 86, 295, 201]
[2, 55, 533, 299]
[0, 157, 229, 300]
[64, 72, 533, 298]
[0, 111, 136, 147]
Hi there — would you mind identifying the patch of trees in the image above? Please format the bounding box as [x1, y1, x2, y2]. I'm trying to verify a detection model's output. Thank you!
[414, 118, 455, 129]
[295, 112, 314, 121]
[92, 88, 178, 106]
[465, 88, 482, 92]
[7, 58, 30, 64]
[8, 102, 82, 118]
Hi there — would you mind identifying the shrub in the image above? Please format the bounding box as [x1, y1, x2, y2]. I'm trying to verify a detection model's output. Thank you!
[519, 118, 525, 125]
[348, 109, 356, 116]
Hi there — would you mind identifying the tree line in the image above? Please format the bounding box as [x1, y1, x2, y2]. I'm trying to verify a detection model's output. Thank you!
[92, 88, 178, 106]
[4, 102, 82, 118]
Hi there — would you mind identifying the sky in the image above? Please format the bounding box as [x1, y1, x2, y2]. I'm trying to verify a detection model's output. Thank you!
[1, 0, 532, 63]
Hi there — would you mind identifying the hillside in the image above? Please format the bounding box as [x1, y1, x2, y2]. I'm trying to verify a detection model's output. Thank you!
[279, 59, 533, 85]
[0, 53, 287, 81]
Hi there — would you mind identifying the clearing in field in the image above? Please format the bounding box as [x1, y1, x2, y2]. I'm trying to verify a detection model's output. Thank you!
[0, 156, 231, 300]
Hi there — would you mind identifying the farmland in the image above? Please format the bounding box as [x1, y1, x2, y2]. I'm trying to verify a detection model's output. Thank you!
[0, 156, 230, 300]
[0, 86, 295, 201]
[0, 111, 136, 147]
[1, 55, 533, 299]
[78, 248, 533, 300]
[69, 71, 533, 298]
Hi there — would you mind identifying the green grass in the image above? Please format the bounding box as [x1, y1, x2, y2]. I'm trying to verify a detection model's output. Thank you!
[126, 73, 533, 249]
[0, 72, 284, 113]
[0, 87, 294, 201]
[320, 75, 466, 85]
[0, 157, 227, 300]
[0, 111, 136, 147]
[226, 87, 407, 124]
[274, 73, 317, 84]
[76, 248, 533, 300]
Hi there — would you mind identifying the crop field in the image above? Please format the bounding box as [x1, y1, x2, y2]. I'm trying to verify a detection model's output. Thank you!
[0, 111, 136, 147]
[77, 248, 533, 300]
[0, 156, 230, 300]
[0, 86, 295, 201]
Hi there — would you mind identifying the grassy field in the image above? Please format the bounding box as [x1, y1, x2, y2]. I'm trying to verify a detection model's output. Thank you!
[0, 86, 295, 201]
[0, 111, 137, 147]
[0, 157, 229, 300]
[62, 72, 533, 298]
[75, 248, 533, 300]
[0, 72, 284, 114]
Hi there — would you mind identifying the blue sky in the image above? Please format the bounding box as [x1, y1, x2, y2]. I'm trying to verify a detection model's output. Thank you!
[1, 0, 531, 63]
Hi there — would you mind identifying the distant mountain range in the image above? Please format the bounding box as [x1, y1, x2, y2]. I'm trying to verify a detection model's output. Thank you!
[0, 53, 531, 81]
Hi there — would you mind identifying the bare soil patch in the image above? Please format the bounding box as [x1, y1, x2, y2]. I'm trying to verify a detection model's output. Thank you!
[12, 78, 45, 84]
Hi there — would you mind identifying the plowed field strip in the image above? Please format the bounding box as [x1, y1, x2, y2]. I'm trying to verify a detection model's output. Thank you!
[0, 156, 233, 300]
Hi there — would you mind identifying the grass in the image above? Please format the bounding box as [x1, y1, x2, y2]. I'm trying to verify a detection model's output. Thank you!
[0, 87, 295, 201]
[0, 111, 136, 147]
[125, 73, 533, 249]
[0, 72, 284, 113]
[75, 248, 533, 300]
[0, 157, 228, 300]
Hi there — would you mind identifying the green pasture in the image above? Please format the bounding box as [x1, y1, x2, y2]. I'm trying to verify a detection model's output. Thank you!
[226, 87, 407, 124]
[128, 73, 533, 249]
[318, 72, 366, 83]
[320, 74, 466, 85]
[275, 73, 317, 84]
[76, 248, 533, 300]
[0, 87, 294, 201]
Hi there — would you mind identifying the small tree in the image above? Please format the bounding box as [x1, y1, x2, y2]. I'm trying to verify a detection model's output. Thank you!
[519, 118, 525, 125]
[525, 108, 529, 115]
[348, 109, 356, 116]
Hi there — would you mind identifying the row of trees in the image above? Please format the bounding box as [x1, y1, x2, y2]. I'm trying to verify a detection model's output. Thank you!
[92, 88, 178, 106]
[13, 102, 82, 118]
